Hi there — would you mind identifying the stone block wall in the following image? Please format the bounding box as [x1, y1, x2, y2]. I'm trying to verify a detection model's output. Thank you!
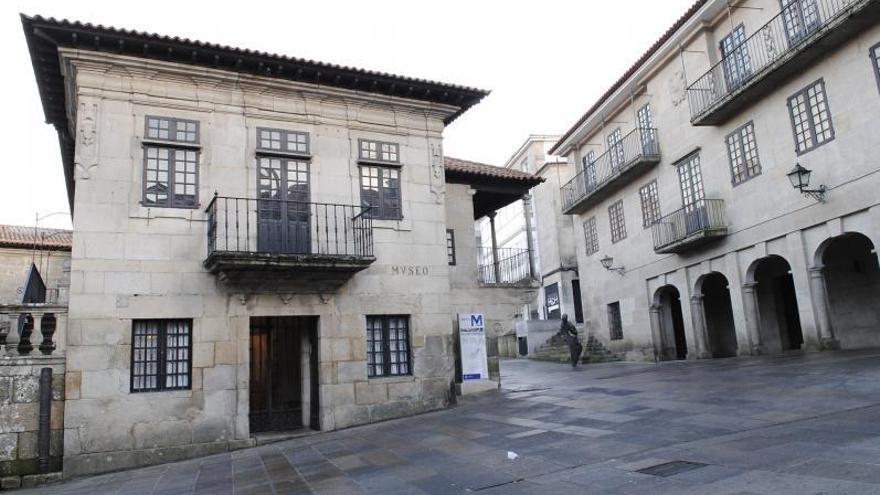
[0, 357, 65, 488]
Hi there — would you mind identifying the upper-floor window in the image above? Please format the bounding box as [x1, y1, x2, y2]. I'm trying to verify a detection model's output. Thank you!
[638, 180, 661, 228]
[720, 24, 752, 90]
[359, 139, 399, 163]
[360, 166, 402, 220]
[583, 216, 599, 255]
[446, 229, 456, 265]
[131, 319, 192, 393]
[607, 128, 624, 168]
[781, 0, 821, 44]
[145, 116, 198, 144]
[676, 152, 705, 208]
[142, 116, 199, 208]
[257, 128, 310, 155]
[787, 78, 834, 155]
[637, 103, 656, 148]
[726, 121, 762, 185]
[582, 150, 597, 190]
[608, 302, 623, 340]
[871, 42, 880, 94]
[608, 200, 627, 243]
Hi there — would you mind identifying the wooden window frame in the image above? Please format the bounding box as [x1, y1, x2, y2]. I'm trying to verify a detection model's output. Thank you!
[608, 200, 627, 243]
[359, 165, 402, 220]
[583, 216, 599, 255]
[366, 315, 412, 378]
[638, 180, 662, 228]
[446, 229, 456, 265]
[787, 78, 835, 155]
[358, 138, 400, 165]
[130, 319, 193, 393]
[256, 127, 311, 157]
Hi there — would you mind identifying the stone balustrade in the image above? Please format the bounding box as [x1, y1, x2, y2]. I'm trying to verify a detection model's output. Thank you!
[0, 305, 67, 357]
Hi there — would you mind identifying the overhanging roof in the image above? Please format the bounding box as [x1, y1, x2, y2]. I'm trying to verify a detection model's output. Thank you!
[20, 14, 491, 212]
[444, 157, 543, 219]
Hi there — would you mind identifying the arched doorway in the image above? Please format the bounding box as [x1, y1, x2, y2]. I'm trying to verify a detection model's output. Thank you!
[820, 233, 880, 348]
[699, 272, 738, 358]
[654, 285, 687, 360]
[751, 256, 803, 353]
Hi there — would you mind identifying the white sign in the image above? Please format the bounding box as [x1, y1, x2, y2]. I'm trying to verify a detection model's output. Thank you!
[458, 313, 488, 381]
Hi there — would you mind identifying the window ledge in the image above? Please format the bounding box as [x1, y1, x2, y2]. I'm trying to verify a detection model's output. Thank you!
[372, 218, 411, 232]
[141, 138, 201, 150]
[256, 149, 312, 160]
[367, 375, 415, 383]
[357, 159, 402, 167]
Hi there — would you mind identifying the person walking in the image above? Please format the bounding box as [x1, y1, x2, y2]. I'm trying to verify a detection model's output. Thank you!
[560, 314, 582, 368]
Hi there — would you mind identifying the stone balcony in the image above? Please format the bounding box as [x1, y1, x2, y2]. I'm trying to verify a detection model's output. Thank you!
[652, 199, 728, 254]
[561, 128, 660, 215]
[203, 195, 376, 291]
[687, 0, 880, 126]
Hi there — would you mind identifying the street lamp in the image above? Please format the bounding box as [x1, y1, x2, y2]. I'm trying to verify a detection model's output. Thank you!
[786, 164, 826, 202]
[600, 255, 625, 275]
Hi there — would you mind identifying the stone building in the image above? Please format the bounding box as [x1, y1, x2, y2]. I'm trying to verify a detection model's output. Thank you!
[551, 0, 880, 361]
[19, 15, 538, 477]
[0, 225, 71, 305]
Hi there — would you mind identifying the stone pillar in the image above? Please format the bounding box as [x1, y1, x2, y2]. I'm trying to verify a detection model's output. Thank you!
[648, 304, 663, 362]
[689, 295, 711, 359]
[808, 265, 839, 349]
[741, 282, 764, 355]
[488, 211, 501, 284]
[521, 195, 536, 279]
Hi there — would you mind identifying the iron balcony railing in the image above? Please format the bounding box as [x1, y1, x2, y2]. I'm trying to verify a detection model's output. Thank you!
[651, 199, 727, 252]
[206, 195, 374, 259]
[561, 127, 660, 213]
[478, 247, 534, 285]
[687, 0, 863, 122]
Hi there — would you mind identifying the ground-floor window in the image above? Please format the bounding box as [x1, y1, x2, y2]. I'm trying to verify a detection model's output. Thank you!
[131, 319, 192, 392]
[607, 302, 623, 340]
[366, 315, 412, 377]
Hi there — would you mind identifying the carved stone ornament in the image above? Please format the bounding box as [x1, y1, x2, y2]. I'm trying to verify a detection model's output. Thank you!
[429, 143, 446, 204]
[670, 70, 687, 108]
[74, 101, 99, 179]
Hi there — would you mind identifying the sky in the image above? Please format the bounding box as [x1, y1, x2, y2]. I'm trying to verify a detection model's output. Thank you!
[0, 0, 695, 230]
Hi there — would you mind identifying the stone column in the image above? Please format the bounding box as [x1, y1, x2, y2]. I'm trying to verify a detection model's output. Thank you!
[648, 304, 663, 362]
[488, 211, 501, 284]
[808, 265, 839, 349]
[689, 295, 711, 359]
[741, 282, 764, 355]
[521, 195, 536, 279]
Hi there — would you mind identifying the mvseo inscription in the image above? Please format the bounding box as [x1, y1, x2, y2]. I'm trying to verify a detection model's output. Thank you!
[391, 265, 430, 276]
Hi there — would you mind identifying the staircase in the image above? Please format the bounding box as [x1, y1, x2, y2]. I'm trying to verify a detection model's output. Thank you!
[530, 333, 621, 364]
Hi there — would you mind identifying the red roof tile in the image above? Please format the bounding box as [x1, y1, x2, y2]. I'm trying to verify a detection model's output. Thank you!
[0, 224, 72, 251]
[444, 157, 543, 185]
[549, 0, 709, 155]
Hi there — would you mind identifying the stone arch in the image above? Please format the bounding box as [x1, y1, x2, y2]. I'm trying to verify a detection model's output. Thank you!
[651, 285, 687, 361]
[815, 232, 880, 349]
[747, 255, 804, 353]
[694, 272, 738, 358]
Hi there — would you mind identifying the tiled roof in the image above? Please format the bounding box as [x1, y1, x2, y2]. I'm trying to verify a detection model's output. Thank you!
[444, 157, 543, 185]
[0, 224, 72, 251]
[549, 0, 709, 155]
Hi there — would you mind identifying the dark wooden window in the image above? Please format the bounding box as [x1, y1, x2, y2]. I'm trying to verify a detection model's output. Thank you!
[780, 0, 821, 44]
[677, 153, 705, 208]
[359, 139, 399, 164]
[607, 128, 624, 168]
[787, 79, 834, 155]
[360, 165, 402, 220]
[607, 302, 623, 340]
[720, 24, 752, 90]
[257, 127, 310, 155]
[639, 180, 661, 228]
[608, 200, 627, 243]
[637, 103, 656, 147]
[366, 315, 411, 378]
[871, 42, 880, 95]
[131, 319, 192, 392]
[446, 229, 456, 265]
[583, 216, 599, 255]
[143, 116, 200, 208]
[726, 121, 762, 185]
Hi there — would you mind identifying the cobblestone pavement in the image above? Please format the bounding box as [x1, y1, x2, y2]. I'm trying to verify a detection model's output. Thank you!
[19, 350, 880, 494]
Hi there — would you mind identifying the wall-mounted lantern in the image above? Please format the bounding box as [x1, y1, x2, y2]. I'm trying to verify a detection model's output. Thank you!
[600, 255, 625, 276]
[786, 163, 826, 202]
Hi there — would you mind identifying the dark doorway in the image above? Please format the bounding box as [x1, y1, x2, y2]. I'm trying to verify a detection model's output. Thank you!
[701, 273, 738, 358]
[572, 280, 584, 324]
[753, 256, 803, 353]
[257, 158, 311, 254]
[249, 316, 319, 433]
[656, 285, 687, 360]
[821, 233, 880, 349]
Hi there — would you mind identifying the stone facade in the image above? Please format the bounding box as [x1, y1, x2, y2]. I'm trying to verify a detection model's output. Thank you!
[551, 0, 880, 361]
[0, 247, 69, 305]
